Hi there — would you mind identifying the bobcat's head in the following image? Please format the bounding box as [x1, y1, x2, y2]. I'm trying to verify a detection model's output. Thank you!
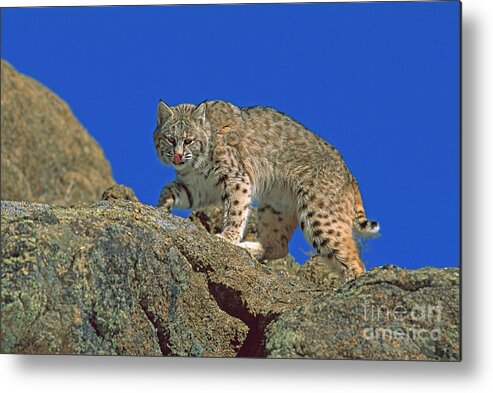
[153, 100, 211, 171]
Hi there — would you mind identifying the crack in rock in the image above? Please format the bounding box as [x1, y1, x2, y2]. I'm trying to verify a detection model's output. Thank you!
[138, 301, 172, 356]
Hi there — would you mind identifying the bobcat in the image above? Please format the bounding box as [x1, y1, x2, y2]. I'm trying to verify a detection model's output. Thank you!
[154, 100, 379, 278]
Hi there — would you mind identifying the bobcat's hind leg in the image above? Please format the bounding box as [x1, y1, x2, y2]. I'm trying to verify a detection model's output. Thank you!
[257, 204, 298, 260]
[299, 194, 365, 279]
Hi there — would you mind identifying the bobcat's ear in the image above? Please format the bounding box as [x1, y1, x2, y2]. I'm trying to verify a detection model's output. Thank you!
[192, 101, 207, 124]
[157, 100, 173, 126]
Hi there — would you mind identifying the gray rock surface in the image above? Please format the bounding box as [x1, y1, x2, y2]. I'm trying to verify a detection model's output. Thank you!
[1, 198, 460, 359]
[0, 200, 313, 356]
[265, 265, 460, 360]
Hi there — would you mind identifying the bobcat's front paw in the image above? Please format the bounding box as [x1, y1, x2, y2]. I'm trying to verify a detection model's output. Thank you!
[156, 196, 174, 211]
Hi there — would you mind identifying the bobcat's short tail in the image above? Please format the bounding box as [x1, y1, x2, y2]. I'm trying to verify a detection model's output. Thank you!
[351, 178, 380, 237]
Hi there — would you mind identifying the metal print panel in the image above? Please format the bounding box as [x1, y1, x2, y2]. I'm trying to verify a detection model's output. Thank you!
[0, 1, 461, 360]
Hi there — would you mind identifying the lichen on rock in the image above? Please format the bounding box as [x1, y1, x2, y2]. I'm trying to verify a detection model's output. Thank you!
[0, 200, 312, 356]
[1, 199, 460, 360]
[265, 265, 460, 360]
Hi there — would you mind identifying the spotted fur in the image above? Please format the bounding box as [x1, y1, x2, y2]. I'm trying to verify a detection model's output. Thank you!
[154, 100, 379, 279]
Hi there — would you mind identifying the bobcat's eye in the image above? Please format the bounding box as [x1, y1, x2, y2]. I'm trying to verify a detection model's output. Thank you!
[166, 137, 176, 145]
[184, 138, 194, 145]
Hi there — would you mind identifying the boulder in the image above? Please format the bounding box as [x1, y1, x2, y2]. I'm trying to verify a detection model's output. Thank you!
[265, 265, 460, 360]
[0, 60, 114, 205]
[0, 199, 461, 359]
[0, 200, 313, 357]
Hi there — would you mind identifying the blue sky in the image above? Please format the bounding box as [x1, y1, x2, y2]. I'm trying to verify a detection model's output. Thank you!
[1, 2, 460, 269]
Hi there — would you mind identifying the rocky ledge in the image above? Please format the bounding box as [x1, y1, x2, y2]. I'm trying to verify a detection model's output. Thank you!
[0, 197, 460, 360]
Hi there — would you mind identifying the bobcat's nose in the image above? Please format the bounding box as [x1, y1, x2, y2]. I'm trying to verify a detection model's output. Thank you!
[173, 153, 183, 165]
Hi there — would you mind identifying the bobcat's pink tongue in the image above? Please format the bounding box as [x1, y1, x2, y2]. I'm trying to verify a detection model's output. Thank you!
[173, 154, 182, 165]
